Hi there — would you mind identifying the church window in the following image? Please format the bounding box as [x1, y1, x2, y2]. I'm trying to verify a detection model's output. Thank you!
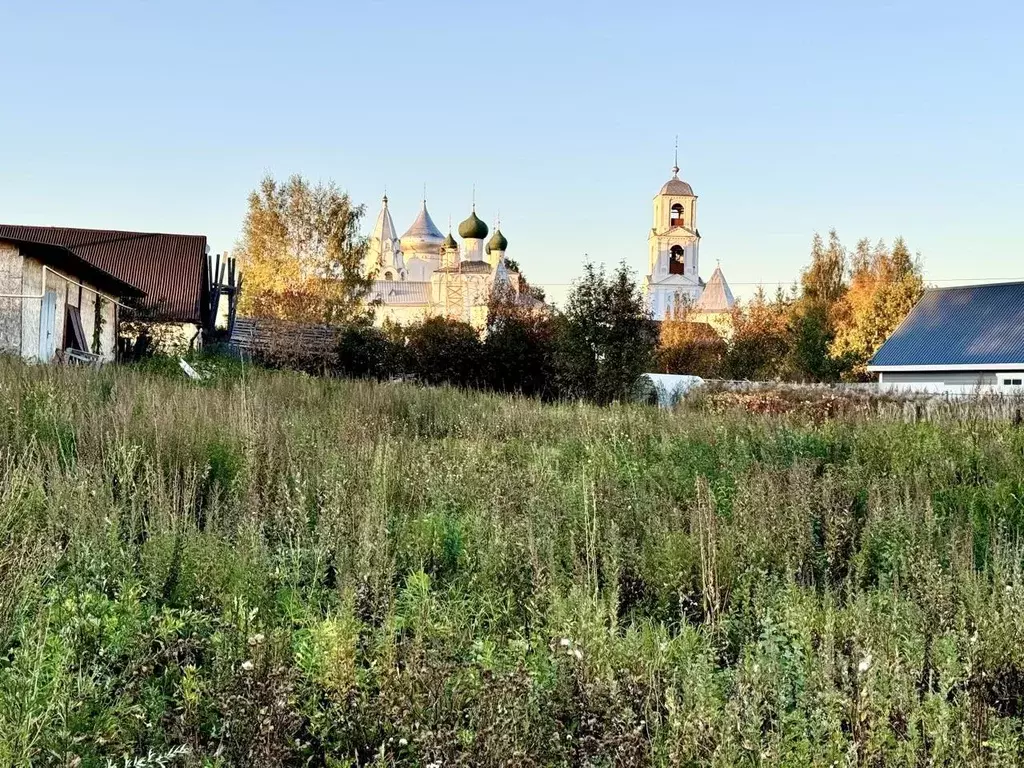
[670, 203, 685, 228]
[669, 245, 685, 275]
[383, 270, 394, 280]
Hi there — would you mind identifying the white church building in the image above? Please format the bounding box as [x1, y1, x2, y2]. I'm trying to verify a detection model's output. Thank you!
[362, 194, 537, 329]
[643, 159, 735, 324]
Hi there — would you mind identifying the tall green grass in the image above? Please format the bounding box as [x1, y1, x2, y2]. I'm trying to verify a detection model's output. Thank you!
[1, 358, 1024, 766]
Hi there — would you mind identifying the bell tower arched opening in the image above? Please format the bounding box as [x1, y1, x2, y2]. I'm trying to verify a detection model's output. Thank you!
[670, 203, 685, 228]
[669, 245, 686, 275]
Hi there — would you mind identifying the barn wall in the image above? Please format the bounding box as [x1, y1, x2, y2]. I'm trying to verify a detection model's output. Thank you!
[79, 290, 97, 352]
[21, 257, 43, 358]
[44, 267, 67, 353]
[0, 243, 23, 355]
[120, 322, 201, 355]
[17, 256, 120, 361]
[98, 298, 116, 360]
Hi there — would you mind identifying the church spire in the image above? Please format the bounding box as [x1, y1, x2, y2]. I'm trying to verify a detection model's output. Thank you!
[672, 135, 680, 177]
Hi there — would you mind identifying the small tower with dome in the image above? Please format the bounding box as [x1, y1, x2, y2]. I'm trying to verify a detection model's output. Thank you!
[458, 205, 489, 263]
[440, 227, 460, 270]
[486, 225, 508, 269]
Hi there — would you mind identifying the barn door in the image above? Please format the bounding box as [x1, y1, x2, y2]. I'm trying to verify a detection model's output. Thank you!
[39, 291, 57, 361]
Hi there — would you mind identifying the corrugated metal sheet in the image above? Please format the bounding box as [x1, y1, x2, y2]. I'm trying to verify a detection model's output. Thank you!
[0, 225, 208, 324]
[0, 237, 144, 299]
[870, 282, 1024, 367]
[369, 280, 431, 305]
[434, 261, 493, 275]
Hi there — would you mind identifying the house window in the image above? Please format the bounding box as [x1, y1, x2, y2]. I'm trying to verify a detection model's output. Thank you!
[1005, 378, 1023, 386]
[669, 245, 685, 275]
[670, 203, 685, 228]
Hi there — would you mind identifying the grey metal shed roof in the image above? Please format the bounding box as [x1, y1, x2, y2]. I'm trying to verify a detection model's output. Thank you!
[369, 280, 430, 305]
[869, 281, 1024, 369]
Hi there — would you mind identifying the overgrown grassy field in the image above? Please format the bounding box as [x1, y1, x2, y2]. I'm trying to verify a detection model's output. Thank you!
[2, 360, 1024, 766]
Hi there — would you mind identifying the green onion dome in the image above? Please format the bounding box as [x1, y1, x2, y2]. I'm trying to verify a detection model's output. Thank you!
[443, 232, 458, 250]
[458, 209, 489, 240]
[487, 229, 508, 252]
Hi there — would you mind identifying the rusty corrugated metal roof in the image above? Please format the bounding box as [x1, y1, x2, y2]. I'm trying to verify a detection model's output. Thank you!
[0, 236, 145, 299]
[0, 224, 209, 325]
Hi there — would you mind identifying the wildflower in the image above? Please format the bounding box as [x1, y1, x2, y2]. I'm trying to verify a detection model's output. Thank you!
[248, 633, 265, 645]
[399, 738, 408, 746]
[858, 653, 873, 674]
[559, 638, 571, 647]
[241, 660, 254, 672]
[573, 648, 584, 660]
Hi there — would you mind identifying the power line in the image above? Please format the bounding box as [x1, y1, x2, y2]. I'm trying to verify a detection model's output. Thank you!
[525, 276, 1024, 288]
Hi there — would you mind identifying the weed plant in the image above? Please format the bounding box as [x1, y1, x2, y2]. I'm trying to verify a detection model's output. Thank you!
[1, 359, 1024, 766]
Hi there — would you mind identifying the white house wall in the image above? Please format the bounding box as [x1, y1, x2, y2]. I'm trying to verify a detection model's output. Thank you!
[372, 304, 434, 327]
[878, 370, 1003, 395]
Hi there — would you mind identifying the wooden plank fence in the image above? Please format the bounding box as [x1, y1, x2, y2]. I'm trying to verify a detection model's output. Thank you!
[229, 317, 345, 364]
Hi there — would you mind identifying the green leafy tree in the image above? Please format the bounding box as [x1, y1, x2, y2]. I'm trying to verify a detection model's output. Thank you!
[235, 174, 372, 325]
[503, 257, 546, 303]
[831, 236, 924, 377]
[335, 325, 401, 380]
[657, 301, 726, 378]
[786, 300, 847, 382]
[484, 288, 556, 398]
[405, 316, 483, 388]
[782, 230, 852, 380]
[553, 262, 657, 403]
[801, 229, 847, 305]
[724, 287, 792, 380]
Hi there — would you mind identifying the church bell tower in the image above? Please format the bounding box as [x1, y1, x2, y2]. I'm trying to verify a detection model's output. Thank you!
[643, 143, 703, 320]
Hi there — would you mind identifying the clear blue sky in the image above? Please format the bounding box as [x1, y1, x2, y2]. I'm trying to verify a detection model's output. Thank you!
[2, 0, 1022, 304]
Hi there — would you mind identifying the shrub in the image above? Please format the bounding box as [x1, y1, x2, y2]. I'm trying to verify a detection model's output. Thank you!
[404, 316, 484, 388]
[657, 321, 727, 378]
[483, 294, 557, 398]
[553, 262, 657, 403]
[335, 324, 401, 380]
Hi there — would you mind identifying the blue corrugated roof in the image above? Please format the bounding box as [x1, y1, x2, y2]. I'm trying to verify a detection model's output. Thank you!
[869, 281, 1024, 368]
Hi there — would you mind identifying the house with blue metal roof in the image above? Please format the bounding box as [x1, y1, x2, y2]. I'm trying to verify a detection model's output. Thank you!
[867, 281, 1024, 394]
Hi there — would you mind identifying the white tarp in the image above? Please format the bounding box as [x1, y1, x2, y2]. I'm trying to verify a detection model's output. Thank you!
[637, 373, 705, 407]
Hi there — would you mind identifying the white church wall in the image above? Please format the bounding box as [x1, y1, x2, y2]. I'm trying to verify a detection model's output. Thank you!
[405, 257, 439, 282]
